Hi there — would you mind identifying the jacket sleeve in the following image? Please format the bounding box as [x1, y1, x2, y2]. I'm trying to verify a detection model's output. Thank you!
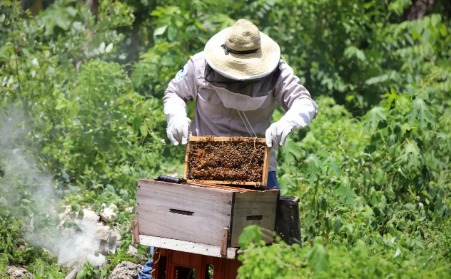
[163, 58, 198, 119]
[273, 61, 318, 128]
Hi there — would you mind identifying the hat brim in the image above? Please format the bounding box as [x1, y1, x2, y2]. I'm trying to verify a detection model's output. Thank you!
[204, 27, 281, 80]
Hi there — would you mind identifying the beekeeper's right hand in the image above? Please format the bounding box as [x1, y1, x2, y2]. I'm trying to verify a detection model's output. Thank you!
[166, 115, 191, 145]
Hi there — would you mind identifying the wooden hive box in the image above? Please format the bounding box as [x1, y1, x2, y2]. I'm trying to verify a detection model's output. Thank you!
[184, 136, 270, 187]
[135, 179, 278, 257]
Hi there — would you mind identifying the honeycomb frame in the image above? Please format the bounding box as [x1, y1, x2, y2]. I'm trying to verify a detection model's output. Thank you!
[183, 136, 270, 187]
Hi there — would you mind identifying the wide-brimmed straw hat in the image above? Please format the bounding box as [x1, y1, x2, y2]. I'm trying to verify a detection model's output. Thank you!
[204, 19, 281, 80]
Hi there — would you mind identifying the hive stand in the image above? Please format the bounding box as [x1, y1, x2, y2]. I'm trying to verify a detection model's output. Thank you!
[152, 248, 241, 279]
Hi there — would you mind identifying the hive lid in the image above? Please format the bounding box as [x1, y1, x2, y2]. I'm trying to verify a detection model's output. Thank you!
[183, 136, 270, 187]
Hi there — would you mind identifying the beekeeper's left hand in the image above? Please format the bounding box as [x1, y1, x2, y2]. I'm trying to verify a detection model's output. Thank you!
[265, 99, 317, 148]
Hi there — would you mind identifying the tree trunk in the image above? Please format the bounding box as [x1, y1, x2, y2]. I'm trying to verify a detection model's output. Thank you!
[404, 0, 435, 20]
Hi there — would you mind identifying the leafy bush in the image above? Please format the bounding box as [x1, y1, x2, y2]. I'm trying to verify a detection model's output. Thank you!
[238, 233, 450, 279]
[238, 3, 450, 277]
[0, 0, 449, 278]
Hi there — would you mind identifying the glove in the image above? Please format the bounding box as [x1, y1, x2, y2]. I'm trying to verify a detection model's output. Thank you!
[166, 115, 191, 145]
[265, 120, 296, 148]
[265, 99, 318, 148]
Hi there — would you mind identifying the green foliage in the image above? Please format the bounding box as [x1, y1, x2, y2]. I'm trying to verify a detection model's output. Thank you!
[0, 0, 167, 276]
[239, 2, 450, 277]
[131, 2, 232, 96]
[0, 208, 64, 277]
[244, 92, 450, 277]
[238, 225, 264, 248]
[0, 0, 450, 277]
[248, 3, 450, 275]
[239, 234, 451, 278]
[1, 0, 169, 193]
[76, 262, 101, 279]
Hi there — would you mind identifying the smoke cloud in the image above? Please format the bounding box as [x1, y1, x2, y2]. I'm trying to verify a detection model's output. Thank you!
[0, 107, 103, 268]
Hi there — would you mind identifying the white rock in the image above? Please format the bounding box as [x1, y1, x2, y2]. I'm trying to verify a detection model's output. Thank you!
[82, 208, 100, 223]
[127, 245, 139, 258]
[108, 261, 142, 279]
[99, 205, 117, 223]
[96, 224, 121, 254]
[7, 266, 33, 279]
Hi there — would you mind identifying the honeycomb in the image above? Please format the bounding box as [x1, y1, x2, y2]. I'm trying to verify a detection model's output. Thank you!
[186, 137, 267, 183]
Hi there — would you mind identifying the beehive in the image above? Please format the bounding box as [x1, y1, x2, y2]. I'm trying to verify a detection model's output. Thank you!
[184, 136, 270, 187]
[135, 179, 278, 255]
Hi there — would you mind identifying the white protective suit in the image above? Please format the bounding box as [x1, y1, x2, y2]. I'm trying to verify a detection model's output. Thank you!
[163, 52, 318, 171]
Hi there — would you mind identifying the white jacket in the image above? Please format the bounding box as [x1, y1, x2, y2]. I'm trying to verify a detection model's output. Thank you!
[163, 52, 318, 171]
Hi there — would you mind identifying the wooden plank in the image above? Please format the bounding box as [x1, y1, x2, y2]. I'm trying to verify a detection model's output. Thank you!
[189, 136, 266, 143]
[136, 179, 233, 246]
[133, 219, 139, 244]
[139, 235, 238, 259]
[187, 183, 257, 192]
[220, 227, 229, 257]
[183, 141, 190, 180]
[230, 190, 279, 247]
[186, 179, 267, 187]
[262, 145, 270, 185]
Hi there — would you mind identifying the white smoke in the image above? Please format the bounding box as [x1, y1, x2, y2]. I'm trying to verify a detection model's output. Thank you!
[57, 220, 102, 266]
[0, 107, 104, 269]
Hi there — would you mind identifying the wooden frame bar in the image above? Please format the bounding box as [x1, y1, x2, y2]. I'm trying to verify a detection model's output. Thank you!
[138, 235, 239, 259]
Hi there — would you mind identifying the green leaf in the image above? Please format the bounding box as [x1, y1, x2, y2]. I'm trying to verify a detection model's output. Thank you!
[396, 140, 421, 170]
[407, 98, 434, 128]
[439, 24, 448, 36]
[0, 42, 13, 61]
[54, 13, 72, 31]
[353, 239, 368, 258]
[55, 99, 66, 110]
[344, 46, 366, 62]
[306, 237, 329, 272]
[365, 74, 389, 85]
[335, 178, 356, 205]
[382, 88, 399, 109]
[374, 168, 386, 185]
[280, 139, 303, 166]
[327, 157, 341, 177]
[154, 25, 167, 36]
[140, 124, 148, 137]
[305, 154, 323, 184]
[388, 0, 411, 15]
[393, 247, 402, 258]
[363, 106, 387, 130]
[238, 225, 262, 248]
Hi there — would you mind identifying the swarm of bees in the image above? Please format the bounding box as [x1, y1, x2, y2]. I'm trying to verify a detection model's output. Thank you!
[188, 139, 266, 182]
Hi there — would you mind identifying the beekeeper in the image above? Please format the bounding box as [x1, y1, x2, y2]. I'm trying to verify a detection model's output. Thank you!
[163, 19, 317, 190]
[139, 18, 318, 279]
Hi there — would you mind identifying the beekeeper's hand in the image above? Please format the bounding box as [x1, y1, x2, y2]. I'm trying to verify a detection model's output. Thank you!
[167, 115, 191, 145]
[265, 99, 318, 148]
[265, 119, 296, 148]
